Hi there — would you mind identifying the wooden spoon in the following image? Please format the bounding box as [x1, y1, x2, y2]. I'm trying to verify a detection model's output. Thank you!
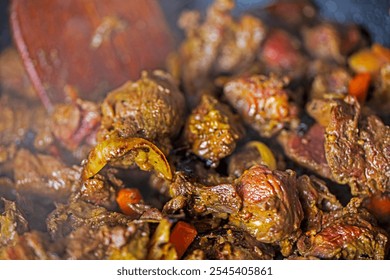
[10, 0, 174, 111]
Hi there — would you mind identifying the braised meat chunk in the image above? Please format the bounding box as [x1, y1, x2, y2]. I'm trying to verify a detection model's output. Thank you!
[325, 97, 390, 196]
[224, 74, 298, 137]
[98, 70, 185, 152]
[229, 165, 303, 256]
[228, 141, 277, 178]
[184, 94, 243, 167]
[185, 226, 275, 260]
[50, 97, 100, 161]
[259, 29, 308, 79]
[297, 199, 388, 259]
[0, 198, 29, 247]
[175, 0, 266, 103]
[278, 123, 333, 180]
[13, 149, 81, 202]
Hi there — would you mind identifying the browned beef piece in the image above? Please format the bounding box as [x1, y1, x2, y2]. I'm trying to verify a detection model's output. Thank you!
[325, 97, 390, 196]
[228, 144, 270, 178]
[0, 198, 29, 247]
[46, 199, 136, 240]
[0, 177, 15, 200]
[309, 67, 351, 100]
[169, 151, 230, 186]
[164, 172, 241, 218]
[265, 0, 317, 27]
[369, 63, 390, 116]
[0, 95, 53, 150]
[229, 165, 303, 256]
[80, 172, 120, 211]
[306, 97, 338, 127]
[64, 223, 150, 260]
[302, 23, 344, 63]
[214, 14, 266, 75]
[0, 231, 60, 260]
[224, 74, 299, 137]
[0, 144, 16, 181]
[278, 123, 333, 180]
[303, 22, 366, 63]
[185, 226, 274, 260]
[297, 175, 342, 233]
[13, 149, 81, 202]
[50, 98, 100, 160]
[184, 94, 243, 167]
[98, 70, 185, 153]
[259, 29, 308, 79]
[297, 198, 388, 259]
[0, 48, 37, 101]
[175, 0, 265, 104]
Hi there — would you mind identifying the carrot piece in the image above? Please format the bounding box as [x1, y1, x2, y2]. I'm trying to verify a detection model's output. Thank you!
[169, 221, 197, 259]
[116, 188, 142, 216]
[348, 72, 371, 103]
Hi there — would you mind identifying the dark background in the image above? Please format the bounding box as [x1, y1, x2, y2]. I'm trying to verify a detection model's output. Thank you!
[1, 0, 389, 50]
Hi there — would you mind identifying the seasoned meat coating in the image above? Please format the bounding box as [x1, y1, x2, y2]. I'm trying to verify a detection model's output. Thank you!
[13, 149, 81, 202]
[228, 141, 277, 178]
[185, 226, 274, 260]
[164, 172, 241, 218]
[266, 0, 316, 27]
[369, 63, 390, 116]
[302, 23, 344, 63]
[325, 97, 390, 196]
[0, 48, 37, 101]
[50, 97, 100, 160]
[297, 175, 342, 233]
[309, 67, 351, 100]
[0, 95, 53, 150]
[175, 0, 265, 103]
[0, 198, 29, 247]
[297, 198, 388, 259]
[80, 173, 119, 211]
[98, 70, 185, 152]
[184, 95, 243, 167]
[229, 165, 303, 256]
[64, 223, 150, 260]
[0, 231, 59, 260]
[278, 123, 333, 180]
[306, 97, 338, 127]
[224, 74, 298, 137]
[259, 29, 308, 79]
[47, 199, 135, 240]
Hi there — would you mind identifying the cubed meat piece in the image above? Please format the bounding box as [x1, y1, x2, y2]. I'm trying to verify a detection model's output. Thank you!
[309, 67, 351, 100]
[325, 97, 390, 196]
[175, 0, 265, 105]
[13, 149, 81, 202]
[278, 123, 333, 180]
[297, 198, 388, 259]
[224, 74, 298, 137]
[185, 94, 243, 167]
[50, 98, 100, 155]
[302, 23, 343, 63]
[259, 29, 307, 79]
[185, 226, 274, 260]
[229, 165, 303, 256]
[98, 70, 185, 153]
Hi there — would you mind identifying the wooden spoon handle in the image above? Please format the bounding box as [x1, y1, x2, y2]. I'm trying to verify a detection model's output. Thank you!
[11, 0, 174, 111]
